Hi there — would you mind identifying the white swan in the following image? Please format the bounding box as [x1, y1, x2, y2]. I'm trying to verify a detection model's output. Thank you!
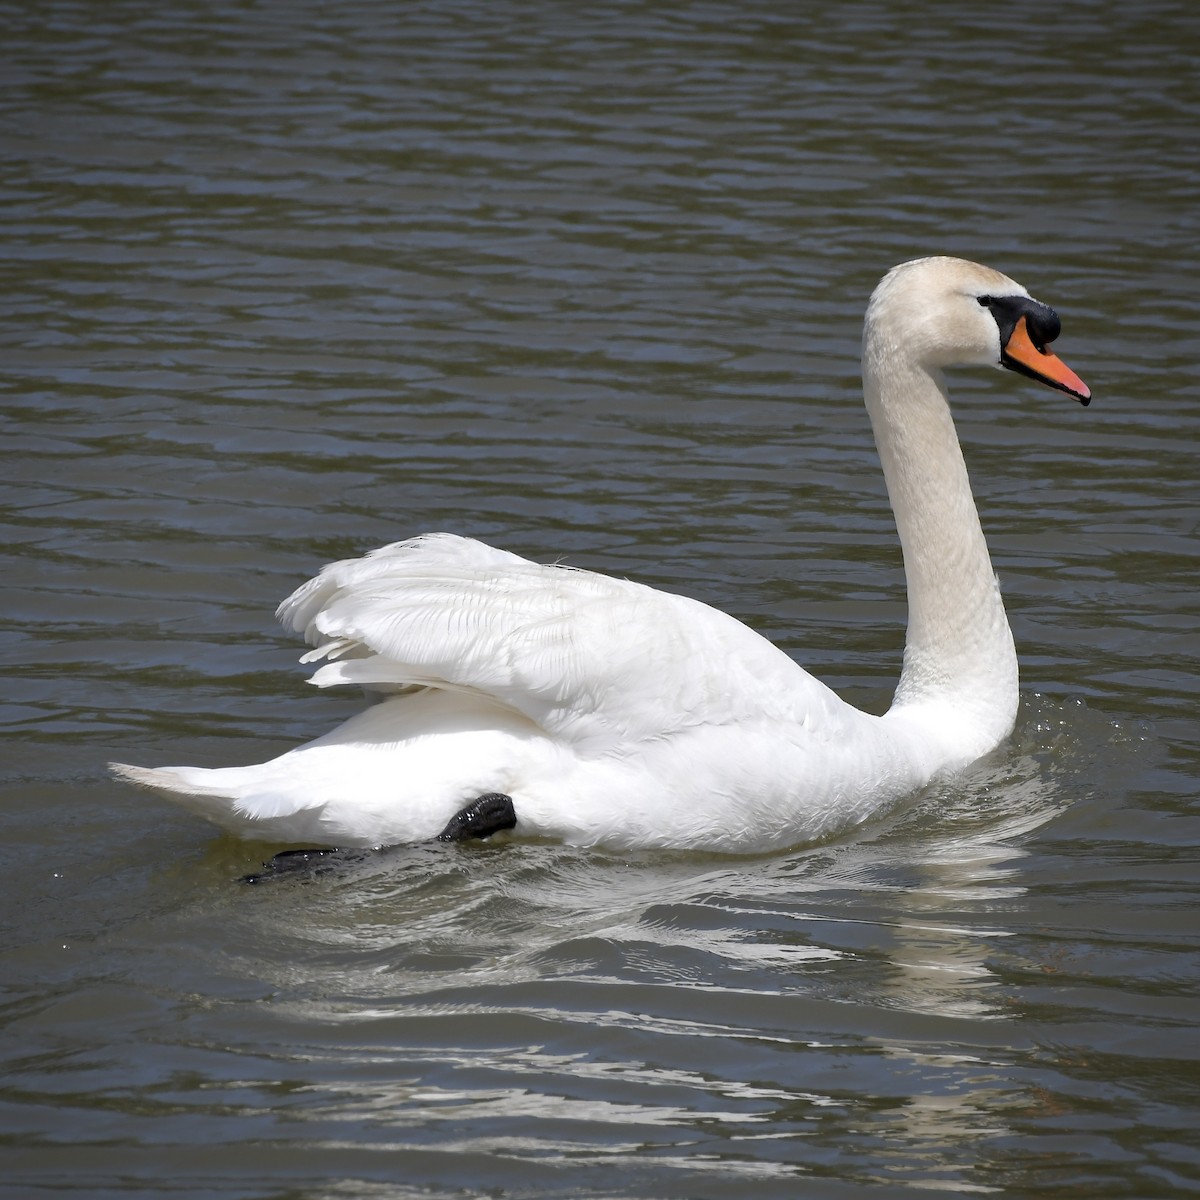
[112, 256, 1090, 853]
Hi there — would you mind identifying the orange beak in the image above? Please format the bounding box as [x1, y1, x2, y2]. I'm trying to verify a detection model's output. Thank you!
[1001, 316, 1091, 406]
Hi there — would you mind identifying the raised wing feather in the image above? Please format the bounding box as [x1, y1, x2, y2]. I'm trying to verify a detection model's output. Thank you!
[276, 533, 839, 751]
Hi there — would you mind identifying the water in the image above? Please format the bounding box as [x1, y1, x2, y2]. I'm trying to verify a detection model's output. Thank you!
[3, 1, 1198, 1196]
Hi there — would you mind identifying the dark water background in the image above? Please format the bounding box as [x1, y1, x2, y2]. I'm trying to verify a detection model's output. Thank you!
[3, 2, 1198, 1196]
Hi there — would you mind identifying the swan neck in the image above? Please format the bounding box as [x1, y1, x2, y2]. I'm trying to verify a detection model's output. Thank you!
[862, 345, 1018, 751]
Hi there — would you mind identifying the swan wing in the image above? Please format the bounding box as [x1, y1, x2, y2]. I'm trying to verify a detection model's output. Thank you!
[276, 533, 838, 752]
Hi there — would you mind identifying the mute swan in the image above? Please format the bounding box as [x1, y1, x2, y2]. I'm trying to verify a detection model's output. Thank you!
[112, 256, 1090, 853]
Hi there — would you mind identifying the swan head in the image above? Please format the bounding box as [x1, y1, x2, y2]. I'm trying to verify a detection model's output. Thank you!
[865, 256, 1090, 405]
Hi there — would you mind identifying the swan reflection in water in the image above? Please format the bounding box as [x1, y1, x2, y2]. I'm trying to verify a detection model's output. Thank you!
[186, 700, 1087, 1193]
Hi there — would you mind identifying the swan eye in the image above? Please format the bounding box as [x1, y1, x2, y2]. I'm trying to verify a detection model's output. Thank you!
[976, 295, 993, 307]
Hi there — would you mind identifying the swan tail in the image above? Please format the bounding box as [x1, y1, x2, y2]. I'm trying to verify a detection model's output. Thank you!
[109, 761, 327, 842]
[109, 761, 227, 799]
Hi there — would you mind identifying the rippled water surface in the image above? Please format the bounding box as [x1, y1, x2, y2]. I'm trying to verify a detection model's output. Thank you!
[3, 2, 1199, 1196]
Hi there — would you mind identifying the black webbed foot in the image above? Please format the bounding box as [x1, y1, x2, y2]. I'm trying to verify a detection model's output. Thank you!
[437, 792, 517, 842]
[239, 793, 518, 882]
[240, 846, 376, 885]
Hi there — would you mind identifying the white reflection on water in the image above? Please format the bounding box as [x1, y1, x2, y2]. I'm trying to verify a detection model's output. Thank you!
[186, 703, 1096, 1190]
[0, 697, 1145, 1195]
[211, 694, 1091, 1015]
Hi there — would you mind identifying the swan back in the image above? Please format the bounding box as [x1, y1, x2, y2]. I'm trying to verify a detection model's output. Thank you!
[277, 532, 850, 754]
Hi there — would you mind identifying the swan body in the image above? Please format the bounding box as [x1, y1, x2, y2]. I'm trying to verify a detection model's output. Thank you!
[113, 257, 1089, 852]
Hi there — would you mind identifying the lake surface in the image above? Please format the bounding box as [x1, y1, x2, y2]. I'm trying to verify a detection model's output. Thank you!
[2, 2, 1198, 1196]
